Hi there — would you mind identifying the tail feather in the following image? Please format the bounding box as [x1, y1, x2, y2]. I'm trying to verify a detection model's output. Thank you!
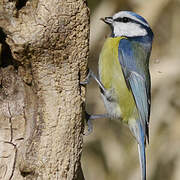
[138, 141, 146, 180]
[129, 120, 146, 180]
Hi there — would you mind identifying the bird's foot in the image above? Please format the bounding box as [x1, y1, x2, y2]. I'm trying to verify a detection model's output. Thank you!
[84, 112, 109, 135]
[80, 69, 92, 85]
[84, 112, 93, 135]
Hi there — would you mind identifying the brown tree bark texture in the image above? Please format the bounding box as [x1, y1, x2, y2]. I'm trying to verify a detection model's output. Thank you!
[0, 0, 89, 179]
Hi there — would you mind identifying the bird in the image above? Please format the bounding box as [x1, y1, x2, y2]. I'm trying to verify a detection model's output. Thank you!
[82, 11, 153, 180]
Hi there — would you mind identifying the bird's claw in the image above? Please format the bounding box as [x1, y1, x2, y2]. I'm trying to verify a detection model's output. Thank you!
[84, 112, 93, 136]
[80, 69, 92, 85]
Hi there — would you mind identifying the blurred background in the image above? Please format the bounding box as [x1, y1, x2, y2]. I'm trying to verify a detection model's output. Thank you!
[81, 0, 180, 180]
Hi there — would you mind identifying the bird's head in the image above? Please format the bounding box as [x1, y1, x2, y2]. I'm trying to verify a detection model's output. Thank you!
[101, 11, 153, 38]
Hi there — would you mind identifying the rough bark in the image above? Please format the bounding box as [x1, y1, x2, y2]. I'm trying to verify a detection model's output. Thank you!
[0, 0, 89, 179]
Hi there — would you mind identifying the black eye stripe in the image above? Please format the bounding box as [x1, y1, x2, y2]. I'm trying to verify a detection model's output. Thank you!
[114, 17, 146, 27]
[114, 17, 131, 23]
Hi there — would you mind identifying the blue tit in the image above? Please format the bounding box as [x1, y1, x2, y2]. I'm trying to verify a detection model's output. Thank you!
[83, 11, 153, 180]
[99, 11, 153, 180]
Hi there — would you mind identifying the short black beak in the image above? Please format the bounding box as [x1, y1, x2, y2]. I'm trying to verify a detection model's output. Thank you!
[100, 17, 113, 25]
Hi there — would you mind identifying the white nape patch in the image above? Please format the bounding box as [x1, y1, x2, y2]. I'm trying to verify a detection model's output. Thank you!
[113, 22, 147, 37]
[113, 11, 149, 27]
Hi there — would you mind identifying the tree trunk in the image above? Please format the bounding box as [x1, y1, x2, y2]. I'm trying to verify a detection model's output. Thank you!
[0, 0, 89, 179]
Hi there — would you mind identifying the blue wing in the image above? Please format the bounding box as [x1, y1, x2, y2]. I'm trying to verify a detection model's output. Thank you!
[118, 38, 152, 143]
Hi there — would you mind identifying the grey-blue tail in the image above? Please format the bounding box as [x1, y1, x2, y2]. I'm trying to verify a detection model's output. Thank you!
[129, 120, 146, 180]
[138, 137, 146, 180]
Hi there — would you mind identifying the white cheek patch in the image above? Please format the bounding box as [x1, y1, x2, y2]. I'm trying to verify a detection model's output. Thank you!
[113, 22, 147, 37]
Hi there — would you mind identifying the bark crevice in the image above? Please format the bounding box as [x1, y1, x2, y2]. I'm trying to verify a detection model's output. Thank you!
[0, 28, 14, 68]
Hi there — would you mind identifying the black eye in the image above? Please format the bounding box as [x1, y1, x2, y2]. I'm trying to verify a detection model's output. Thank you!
[122, 17, 129, 23]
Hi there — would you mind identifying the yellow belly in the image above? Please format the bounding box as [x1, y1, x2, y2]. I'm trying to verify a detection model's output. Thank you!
[99, 37, 137, 122]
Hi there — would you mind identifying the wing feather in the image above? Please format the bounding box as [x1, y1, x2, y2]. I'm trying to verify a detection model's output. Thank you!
[118, 38, 151, 142]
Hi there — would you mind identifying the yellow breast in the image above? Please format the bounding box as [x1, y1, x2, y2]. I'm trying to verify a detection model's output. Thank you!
[98, 37, 137, 122]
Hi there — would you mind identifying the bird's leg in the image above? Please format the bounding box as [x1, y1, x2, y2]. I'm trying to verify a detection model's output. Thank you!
[84, 112, 109, 135]
[80, 69, 106, 93]
[81, 69, 108, 135]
